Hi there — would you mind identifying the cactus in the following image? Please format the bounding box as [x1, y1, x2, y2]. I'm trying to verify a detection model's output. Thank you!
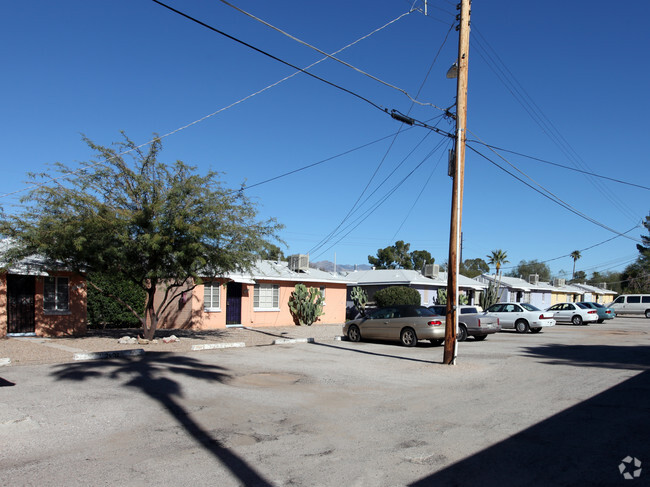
[437, 288, 447, 305]
[479, 280, 498, 310]
[350, 286, 368, 317]
[459, 294, 468, 305]
[288, 283, 324, 326]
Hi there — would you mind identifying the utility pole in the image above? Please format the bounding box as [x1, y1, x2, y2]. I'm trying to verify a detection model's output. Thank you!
[443, 0, 471, 365]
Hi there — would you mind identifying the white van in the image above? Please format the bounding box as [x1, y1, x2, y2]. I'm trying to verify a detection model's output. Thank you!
[608, 295, 650, 318]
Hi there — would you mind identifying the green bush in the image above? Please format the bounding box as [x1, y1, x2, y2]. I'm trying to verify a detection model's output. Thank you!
[374, 286, 421, 307]
[87, 273, 146, 328]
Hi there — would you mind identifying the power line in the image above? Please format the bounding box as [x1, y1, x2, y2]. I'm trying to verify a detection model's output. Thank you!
[466, 142, 643, 243]
[152, 0, 388, 114]
[218, 0, 449, 112]
[0, 5, 421, 203]
[467, 142, 650, 191]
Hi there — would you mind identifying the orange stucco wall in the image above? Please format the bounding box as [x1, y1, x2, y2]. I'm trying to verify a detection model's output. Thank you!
[158, 279, 347, 330]
[0, 272, 87, 338]
[34, 272, 87, 337]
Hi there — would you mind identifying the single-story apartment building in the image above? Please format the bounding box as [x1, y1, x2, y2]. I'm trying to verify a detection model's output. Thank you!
[1, 242, 87, 338]
[157, 257, 348, 330]
[344, 266, 487, 316]
[476, 274, 554, 309]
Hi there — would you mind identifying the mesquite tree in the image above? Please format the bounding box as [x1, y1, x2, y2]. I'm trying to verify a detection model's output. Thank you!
[0, 133, 282, 339]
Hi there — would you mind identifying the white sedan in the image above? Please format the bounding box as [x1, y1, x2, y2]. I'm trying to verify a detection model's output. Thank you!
[484, 302, 555, 333]
[546, 302, 599, 325]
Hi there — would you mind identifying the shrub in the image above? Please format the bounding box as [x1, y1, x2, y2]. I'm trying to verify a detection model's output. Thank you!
[374, 286, 421, 307]
[87, 273, 146, 329]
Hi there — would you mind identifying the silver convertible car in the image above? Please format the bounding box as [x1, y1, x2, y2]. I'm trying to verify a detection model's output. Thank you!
[343, 305, 445, 347]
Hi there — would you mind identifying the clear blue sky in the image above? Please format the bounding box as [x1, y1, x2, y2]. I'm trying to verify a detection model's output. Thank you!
[1, 0, 648, 279]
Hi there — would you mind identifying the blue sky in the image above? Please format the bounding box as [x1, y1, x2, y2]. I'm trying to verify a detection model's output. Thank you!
[1, 0, 648, 279]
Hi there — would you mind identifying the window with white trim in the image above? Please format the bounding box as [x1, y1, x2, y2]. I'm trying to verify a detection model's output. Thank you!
[320, 286, 326, 305]
[254, 284, 279, 310]
[44, 276, 69, 312]
[203, 282, 221, 311]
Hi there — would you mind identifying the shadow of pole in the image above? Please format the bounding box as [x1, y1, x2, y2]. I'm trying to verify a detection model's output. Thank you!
[51, 353, 272, 486]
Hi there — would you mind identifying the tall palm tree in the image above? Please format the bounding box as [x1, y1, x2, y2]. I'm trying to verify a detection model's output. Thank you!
[570, 250, 582, 279]
[487, 249, 509, 276]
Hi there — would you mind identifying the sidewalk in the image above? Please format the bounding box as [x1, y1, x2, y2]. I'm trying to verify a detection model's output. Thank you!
[0, 323, 344, 366]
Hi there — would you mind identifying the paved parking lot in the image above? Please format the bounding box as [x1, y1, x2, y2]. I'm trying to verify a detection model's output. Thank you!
[1, 317, 649, 486]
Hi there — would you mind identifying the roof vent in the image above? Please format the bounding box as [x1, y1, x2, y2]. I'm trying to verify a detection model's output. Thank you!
[289, 254, 309, 272]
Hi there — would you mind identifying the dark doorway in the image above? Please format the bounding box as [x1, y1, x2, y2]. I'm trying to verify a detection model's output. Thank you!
[7, 274, 35, 334]
[226, 282, 242, 325]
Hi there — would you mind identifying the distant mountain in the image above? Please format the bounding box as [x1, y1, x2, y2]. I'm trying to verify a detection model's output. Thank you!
[310, 260, 371, 273]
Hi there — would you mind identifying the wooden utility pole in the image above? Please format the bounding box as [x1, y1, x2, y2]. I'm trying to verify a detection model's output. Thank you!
[443, 0, 471, 365]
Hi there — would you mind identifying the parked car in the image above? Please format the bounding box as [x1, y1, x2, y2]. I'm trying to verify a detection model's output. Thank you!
[577, 301, 616, 323]
[429, 304, 447, 316]
[343, 305, 445, 347]
[484, 302, 555, 333]
[546, 302, 598, 325]
[456, 305, 500, 341]
[607, 295, 650, 318]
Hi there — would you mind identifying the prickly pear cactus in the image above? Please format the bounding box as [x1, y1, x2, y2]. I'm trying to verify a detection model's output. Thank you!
[288, 283, 324, 326]
[350, 286, 368, 317]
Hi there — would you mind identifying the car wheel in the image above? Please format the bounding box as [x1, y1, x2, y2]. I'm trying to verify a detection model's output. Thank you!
[347, 325, 361, 342]
[515, 320, 529, 333]
[457, 325, 468, 342]
[530, 327, 542, 334]
[597, 319, 604, 324]
[572, 315, 583, 326]
[474, 334, 487, 341]
[645, 309, 650, 319]
[400, 328, 417, 347]
[430, 339, 443, 346]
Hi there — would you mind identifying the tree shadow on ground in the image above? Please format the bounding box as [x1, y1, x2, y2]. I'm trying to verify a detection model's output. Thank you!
[50, 352, 272, 486]
[313, 341, 442, 364]
[411, 344, 650, 486]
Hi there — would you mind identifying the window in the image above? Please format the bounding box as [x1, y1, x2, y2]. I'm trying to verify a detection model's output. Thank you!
[320, 286, 326, 305]
[44, 277, 69, 312]
[254, 284, 279, 310]
[643, 297, 650, 303]
[613, 296, 624, 304]
[628, 296, 641, 303]
[203, 282, 221, 311]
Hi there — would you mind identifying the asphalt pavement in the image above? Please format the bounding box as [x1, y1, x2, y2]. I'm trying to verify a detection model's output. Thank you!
[1, 316, 649, 486]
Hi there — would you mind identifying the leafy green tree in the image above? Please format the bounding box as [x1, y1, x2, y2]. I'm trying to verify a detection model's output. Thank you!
[0, 133, 282, 339]
[507, 260, 551, 282]
[258, 243, 285, 261]
[87, 272, 146, 328]
[374, 286, 421, 307]
[622, 215, 650, 293]
[368, 241, 434, 270]
[570, 250, 582, 278]
[460, 258, 489, 278]
[570, 270, 586, 283]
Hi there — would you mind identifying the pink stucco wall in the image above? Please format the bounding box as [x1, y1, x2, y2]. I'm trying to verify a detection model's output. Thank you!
[158, 279, 347, 330]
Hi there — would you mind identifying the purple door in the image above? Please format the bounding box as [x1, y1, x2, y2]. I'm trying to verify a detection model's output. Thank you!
[226, 282, 242, 325]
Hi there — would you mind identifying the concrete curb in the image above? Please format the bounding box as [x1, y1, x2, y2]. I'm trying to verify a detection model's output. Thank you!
[0, 357, 11, 367]
[191, 342, 246, 351]
[73, 349, 145, 361]
[273, 337, 315, 345]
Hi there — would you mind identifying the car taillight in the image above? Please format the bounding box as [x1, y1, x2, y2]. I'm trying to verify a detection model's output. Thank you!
[539, 314, 546, 319]
[497, 318, 500, 325]
[428, 320, 443, 326]
[588, 310, 597, 314]
[477, 319, 481, 327]
[606, 310, 611, 314]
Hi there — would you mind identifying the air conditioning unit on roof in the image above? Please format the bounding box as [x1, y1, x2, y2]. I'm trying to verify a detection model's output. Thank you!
[424, 264, 439, 278]
[529, 274, 539, 285]
[553, 278, 566, 287]
[289, 254, 309, 272]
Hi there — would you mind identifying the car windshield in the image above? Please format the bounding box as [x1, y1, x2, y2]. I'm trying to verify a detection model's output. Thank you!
[520, 303, 540, 311]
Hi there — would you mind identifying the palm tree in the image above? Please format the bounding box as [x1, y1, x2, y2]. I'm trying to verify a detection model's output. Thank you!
[487, 249, 509, 276]
[570, 250, 582, 279]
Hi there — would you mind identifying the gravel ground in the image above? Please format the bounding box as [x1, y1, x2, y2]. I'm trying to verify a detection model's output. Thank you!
[0, 323, 344, 366]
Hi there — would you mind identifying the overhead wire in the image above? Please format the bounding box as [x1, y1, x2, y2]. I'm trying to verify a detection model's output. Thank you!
[466, 141, 643, 243]
[471, 25, 639, 224]
[307, 19, 456, 256]
[217, 0, 449, 112]
[0, 5, 414, 202]
[466, 142, 650, 191]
